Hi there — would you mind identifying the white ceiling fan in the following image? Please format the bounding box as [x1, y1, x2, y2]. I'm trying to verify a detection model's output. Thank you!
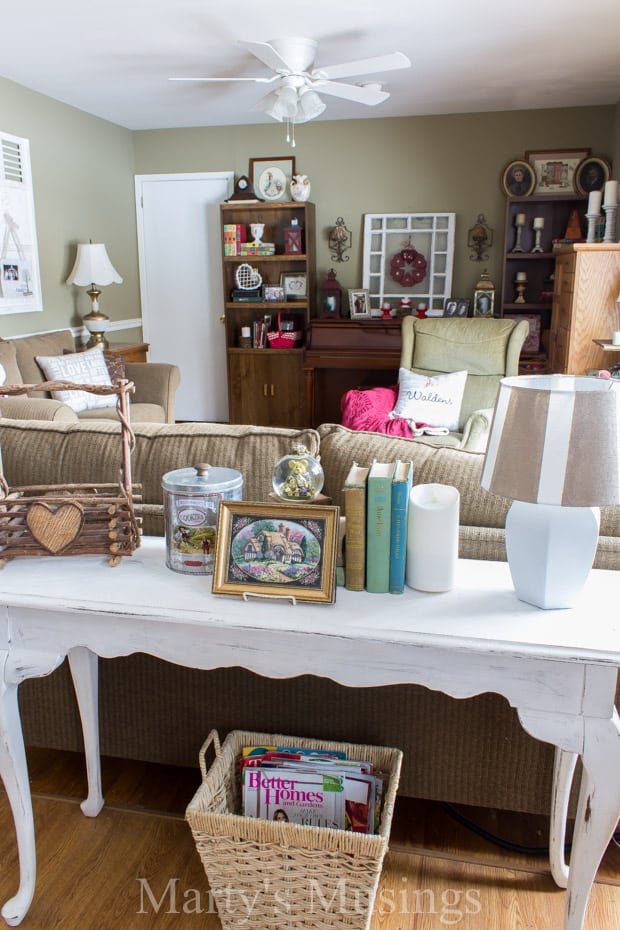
[170, 37, 411, 145]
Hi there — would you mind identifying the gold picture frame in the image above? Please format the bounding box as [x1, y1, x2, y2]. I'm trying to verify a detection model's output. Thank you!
[213, 501, 339, 604]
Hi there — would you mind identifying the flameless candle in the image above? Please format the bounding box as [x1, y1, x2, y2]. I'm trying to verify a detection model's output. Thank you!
[604, 180, 619, 206]
[405, 483, 460, 592]
[532, 217, 545, 230]
[515, 213, 526, 226]
[587, 190, 603, 214]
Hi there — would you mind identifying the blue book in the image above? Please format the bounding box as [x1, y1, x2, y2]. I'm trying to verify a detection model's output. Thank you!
[389, 461, 413, 594]
[365, 460, 396, 593]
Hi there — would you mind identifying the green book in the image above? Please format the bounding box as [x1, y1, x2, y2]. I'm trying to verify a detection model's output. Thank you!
[365, 460, 395, 593]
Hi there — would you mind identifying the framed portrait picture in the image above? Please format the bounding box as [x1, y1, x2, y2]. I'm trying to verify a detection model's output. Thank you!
[525, 148, 590, 195]
[574, 156, 611, 195]
[473, 289, 495, 318]
[501, 160, 536, 198]
[213, 501, 339, 604]
[348, 288, 371, 319]
[443, 298, 470, 317]
[249, 156, 296, 202]
[280, 272, 307, 300]
[263, 285, 285, 301]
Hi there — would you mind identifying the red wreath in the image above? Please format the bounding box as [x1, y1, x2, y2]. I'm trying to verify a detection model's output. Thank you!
[390, 247, 427, 287]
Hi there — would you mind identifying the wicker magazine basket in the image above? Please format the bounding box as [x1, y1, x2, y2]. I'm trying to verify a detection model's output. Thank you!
[0, 379, 141, 566]
[185, 729, 402, 930]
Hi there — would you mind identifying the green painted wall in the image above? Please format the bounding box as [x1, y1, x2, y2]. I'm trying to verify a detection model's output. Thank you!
[133, 106, 616, 302]
[0, 69, 617, 341]
[0, 76, 140, 339]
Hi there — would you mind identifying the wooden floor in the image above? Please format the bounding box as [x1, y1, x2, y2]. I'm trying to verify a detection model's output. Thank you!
[0, 748, 618, 929]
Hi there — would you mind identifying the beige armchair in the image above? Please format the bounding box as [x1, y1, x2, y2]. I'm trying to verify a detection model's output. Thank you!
[399, 316, 530, 452]
[0, 330, 180, 423]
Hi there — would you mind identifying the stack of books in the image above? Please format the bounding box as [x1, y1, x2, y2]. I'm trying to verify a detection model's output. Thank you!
[343, 459, 413, 594]
[241, 743, 383, 833]
[237, 242, 276, 256]
[223, 224, 247, 256]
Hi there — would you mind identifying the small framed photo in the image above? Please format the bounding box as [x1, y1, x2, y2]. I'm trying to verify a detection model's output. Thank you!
[525, 148, 591, 195]
[443, 298, 470, 317]
[348, 288, 371, 319]
[264, 285, 285, 301]
[249, 156, 296, 202]
[280, 272, 307, 300]
[473, 290, 495, 318]
[574, 156, 611, 195]
[501, 160, 536, 197]
[213, 501, 339, 604]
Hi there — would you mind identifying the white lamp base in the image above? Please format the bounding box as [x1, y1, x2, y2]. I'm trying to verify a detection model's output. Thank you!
[505, 501, 600, 609]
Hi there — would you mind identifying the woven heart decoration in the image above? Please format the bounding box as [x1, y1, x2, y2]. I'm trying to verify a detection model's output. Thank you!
[26, 502, 84, 554]
[235, 263, 263, 291]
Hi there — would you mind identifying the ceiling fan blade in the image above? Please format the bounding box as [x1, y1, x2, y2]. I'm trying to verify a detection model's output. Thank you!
[239, 40, 296, 73]
[312, 51, 410, 81]
[312, 80, 390, 106]
[169, 76, 277, 83]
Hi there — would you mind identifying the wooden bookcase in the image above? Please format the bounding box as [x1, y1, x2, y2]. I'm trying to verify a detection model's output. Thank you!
[220, 201, 315, 427]
[500, 194, 587, 365]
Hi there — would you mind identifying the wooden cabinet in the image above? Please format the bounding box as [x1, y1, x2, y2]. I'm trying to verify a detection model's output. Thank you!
[220, 201, 315, 426]
[227, 350, 306, 427]
[548, 244, 620, 374]
[104, 342, 149, 363]
[500, 195, 586, 365]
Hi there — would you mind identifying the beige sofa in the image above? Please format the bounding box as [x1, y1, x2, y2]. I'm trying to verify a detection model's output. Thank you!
[0, 330, 180, 423]
[2, 417, 618, 815]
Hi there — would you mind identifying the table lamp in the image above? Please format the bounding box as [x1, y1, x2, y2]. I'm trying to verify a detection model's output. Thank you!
[66, 243, 123, 348]
[481, 374, 620, 609]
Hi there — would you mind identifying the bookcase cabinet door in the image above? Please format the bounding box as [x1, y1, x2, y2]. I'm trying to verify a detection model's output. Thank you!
[228, 351, 306, 427]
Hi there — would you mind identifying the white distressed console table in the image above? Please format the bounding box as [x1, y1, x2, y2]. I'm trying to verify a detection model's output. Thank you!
[0, 537, 618, 929]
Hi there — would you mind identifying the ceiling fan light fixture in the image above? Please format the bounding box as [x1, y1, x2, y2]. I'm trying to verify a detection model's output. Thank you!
[297, 86, 326, 121]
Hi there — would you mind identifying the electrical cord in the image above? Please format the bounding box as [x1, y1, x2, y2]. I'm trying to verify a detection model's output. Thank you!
[441, 802, 620, 858]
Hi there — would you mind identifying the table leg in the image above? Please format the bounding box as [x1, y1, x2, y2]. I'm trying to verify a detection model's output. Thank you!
[0, 661, 35, 927]
[564, 711, 620, 930]
[549, 748, 578, 888]
[68, 647, 104, 817]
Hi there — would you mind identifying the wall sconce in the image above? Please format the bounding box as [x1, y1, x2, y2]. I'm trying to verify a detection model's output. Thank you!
[467, 214, 493, 262]
[328, 217, 352, 263]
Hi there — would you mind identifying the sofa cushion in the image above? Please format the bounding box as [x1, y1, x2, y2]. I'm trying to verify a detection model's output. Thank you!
[35, 346, 116, 412]
[77, 402, 166, 423]
[12, 330, 75, 392]
[0, 340, 24, 386]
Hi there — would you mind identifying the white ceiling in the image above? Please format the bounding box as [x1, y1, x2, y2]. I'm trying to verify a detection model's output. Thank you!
[2, 0, 620, 131]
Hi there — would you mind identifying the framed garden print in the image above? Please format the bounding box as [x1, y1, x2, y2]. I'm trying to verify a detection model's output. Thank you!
[525, 148, 590, 195]
[213, 501, 339, 604]
[574, 156, 611, 195]
[348, 288, 371, 319]
[249, 156, 296, 202]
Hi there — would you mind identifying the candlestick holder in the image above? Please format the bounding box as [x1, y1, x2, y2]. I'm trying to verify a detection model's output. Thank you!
[585, 212, 600, 244]
[512, 219, 525, 253]
[515, 281, 527, 303]
[531, 226, 544, 253]
[603, 204, 618, 243]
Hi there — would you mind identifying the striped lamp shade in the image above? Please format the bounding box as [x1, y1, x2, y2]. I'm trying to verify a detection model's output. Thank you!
[481, 375, 620, 507]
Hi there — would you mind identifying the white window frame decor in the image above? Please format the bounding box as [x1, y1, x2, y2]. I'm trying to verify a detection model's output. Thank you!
[0, 131, 43, 314]
[363, 213, 455, 316]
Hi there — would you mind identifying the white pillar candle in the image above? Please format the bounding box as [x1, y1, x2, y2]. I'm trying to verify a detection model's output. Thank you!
[587, 190, 603, 214]
[604, 180, 619, 206]
[532, 217, 545, 230]
[405, 483, 460, 592]
[514, 213, 526, 226]
[515, 271, 528, 282]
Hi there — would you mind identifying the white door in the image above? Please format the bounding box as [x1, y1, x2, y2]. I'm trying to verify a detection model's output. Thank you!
[135, 172, 233, 421]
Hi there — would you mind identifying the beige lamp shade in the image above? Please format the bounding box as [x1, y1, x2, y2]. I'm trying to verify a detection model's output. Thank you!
[481, 375, 620, 507]
[66, 243, 122, 287]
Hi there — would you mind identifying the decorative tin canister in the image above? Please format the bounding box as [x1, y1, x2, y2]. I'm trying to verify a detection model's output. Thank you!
[162, 463, 242, 574]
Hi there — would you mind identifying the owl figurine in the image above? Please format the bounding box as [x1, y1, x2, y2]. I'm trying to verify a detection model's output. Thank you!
[290, 174, 311, 202]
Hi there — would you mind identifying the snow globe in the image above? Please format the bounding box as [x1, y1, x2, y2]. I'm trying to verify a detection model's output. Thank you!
[272, 447, 324, 502]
